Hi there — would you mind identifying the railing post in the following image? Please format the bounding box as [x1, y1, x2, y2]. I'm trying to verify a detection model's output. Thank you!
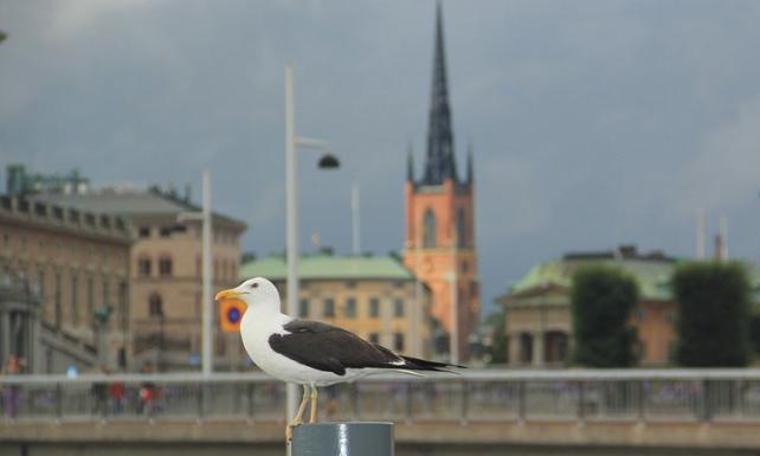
[517, 380, 526, 423]
[247, 382, 255, 422]
[577, 381, 585, 423]
[636, 380, 646, 423]
[292, 422, 393, 456]
[55, 383, 63, 422]
[196, 384, 205, 421]
[404, 383, 413, 424]
[460, 379, 469, 425]
[700, 379, 711, 422]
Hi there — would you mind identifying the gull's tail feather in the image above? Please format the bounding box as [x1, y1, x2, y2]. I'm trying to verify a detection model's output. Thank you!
[399, 355, 466, 373]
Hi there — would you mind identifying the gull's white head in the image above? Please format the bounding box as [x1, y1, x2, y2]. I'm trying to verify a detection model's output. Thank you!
[214, 277, 281, 315]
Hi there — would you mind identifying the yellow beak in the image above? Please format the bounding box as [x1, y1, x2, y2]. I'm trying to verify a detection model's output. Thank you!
[215, 289, 244, 304]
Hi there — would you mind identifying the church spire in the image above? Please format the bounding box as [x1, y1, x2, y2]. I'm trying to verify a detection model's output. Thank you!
[422, 1, 458, 186]
[406, 142, 415, 182]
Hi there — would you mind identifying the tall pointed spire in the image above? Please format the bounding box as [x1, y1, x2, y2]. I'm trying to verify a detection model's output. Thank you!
[406, 141, 415, 182]
[422, 1, 458, 186]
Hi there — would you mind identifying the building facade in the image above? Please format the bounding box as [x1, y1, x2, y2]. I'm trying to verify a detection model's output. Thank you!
[403, 4, 480, 361]
[33, 187, 247, 371]
[498, 245, 678, 367]
[240, 253, 434, 359]
[0, 194, 131, 373]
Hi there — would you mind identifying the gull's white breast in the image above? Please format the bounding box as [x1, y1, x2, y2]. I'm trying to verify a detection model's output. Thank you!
[239, 310, 359, 386]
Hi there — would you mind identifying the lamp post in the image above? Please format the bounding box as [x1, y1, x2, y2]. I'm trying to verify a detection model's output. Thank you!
[177, 170, 213, 377]
[284, 64, 340, 428]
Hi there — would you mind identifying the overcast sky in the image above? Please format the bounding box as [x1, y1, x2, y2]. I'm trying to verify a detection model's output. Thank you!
[3, 0, 760, 314]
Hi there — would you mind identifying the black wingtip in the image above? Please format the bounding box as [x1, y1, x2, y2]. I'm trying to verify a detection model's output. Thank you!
[400, 355, 466, 372]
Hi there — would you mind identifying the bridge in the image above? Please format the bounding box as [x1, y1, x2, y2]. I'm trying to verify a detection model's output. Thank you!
[2, 369, 760, 455]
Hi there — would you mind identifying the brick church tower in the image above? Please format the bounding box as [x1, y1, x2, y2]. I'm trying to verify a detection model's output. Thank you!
[404, 3, 479, 362]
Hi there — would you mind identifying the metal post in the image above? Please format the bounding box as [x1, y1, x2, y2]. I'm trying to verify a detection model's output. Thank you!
[284, 64, 299, 429]
[577, 381, 585, 423]
[201, 170, 213, 377]
[292, 422, 394, 456]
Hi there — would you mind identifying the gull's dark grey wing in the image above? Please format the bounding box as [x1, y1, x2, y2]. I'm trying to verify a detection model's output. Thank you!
[268, 319, 464, 376]
[268, 319, 402, 376]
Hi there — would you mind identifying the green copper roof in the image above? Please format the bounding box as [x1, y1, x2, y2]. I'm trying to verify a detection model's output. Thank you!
[509, 257, 676, 301]
[508, 255, 760, 304]
[240, 254, 414, 281]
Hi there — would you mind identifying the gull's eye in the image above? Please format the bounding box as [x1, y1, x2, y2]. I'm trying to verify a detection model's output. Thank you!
[251, 282, 259, 289]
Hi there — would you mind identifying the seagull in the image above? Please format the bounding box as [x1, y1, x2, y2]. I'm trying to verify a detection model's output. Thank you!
[215, 277, 463, 440]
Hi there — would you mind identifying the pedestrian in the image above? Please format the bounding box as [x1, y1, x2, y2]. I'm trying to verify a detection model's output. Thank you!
[1, 356, 23, 419]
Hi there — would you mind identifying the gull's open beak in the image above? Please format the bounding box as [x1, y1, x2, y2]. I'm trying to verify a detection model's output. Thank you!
[215, 289, 244, 304]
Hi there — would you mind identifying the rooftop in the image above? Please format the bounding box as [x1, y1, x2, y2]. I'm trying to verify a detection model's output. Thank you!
[30, 186, 246, 230]
[240, 253, 415, 281]
[503, 245, 760, 304]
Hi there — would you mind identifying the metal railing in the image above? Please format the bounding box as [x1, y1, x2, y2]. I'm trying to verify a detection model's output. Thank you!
[2, 369, 760, 423]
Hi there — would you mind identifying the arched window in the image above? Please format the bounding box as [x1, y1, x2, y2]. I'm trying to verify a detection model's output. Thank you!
[423, 209, 437, 248]
[149, 293, 163, 317]
[456, 208, 466, 247]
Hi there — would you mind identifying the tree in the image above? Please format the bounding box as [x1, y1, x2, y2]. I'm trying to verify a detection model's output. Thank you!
[673, 261, 750, 367]
[484, 309, 508, 365]
[571, 265, 639, 367]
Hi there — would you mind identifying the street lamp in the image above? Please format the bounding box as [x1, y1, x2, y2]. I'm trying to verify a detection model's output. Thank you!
[177, 170, 213, 377]
[284, 64, 340, 429]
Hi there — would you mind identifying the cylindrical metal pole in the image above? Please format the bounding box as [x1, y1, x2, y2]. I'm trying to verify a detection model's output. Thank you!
[284, 64, 299, 427]
[201, 169, 213, 377]
[292, 422, 394, 456]
[351, 179, 361, 256]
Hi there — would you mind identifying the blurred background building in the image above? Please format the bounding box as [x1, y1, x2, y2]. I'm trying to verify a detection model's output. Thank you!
[240, 252, 435, 359]
[31, 184, 247, 371]
[403, 4, 480, 362]
[0, 192, 131, 373]
[498, 245, 679, 367]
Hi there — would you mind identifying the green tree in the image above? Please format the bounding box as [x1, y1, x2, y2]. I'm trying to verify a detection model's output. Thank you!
[485, 309, 508, 365]
[673, 261, 750, 367]
[571, 265, 639, 367]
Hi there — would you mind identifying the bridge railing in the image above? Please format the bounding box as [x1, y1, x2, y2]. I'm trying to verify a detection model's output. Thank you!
[2, 369, 760, 423]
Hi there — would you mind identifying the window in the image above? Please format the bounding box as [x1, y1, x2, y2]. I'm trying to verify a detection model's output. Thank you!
[159, 257, 173, 277]
[71, 274, 79, 325]
[37, 269, 45, 299]
[456, 207, 466, 247]
[394, 333, 405, 352]
[118, 281, 128, 331]
[149, 293, 163, 317]
[394, 299, 404, 318]
[54, 272, 62, 328]
[87, 277, 94, 327]
[369, 298, 380, 318]
[423, 209, 436, 247]
[369, 333, 379, 344]
[345, 298, 357, 318]
[138, 226, 151, 238]
[519, 333, 533, 364]
[299, 299, 310, 318]
[345, 281, 356, 289]
[323, 298, 335, 318]
[138, 257, 151, 277]
[159, 226, 173, 238]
